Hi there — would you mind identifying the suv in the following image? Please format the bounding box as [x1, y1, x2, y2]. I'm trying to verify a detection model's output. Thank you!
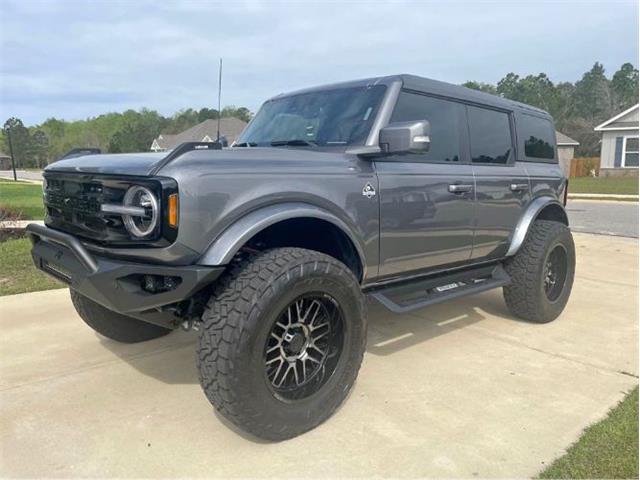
[28, 75, 575, 440]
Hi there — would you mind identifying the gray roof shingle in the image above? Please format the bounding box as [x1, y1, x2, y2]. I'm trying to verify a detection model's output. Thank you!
[151, 118, 247, 150]
[556, 131, 579, 146]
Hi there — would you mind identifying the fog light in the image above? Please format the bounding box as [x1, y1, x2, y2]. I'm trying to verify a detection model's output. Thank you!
[141, 275, 181, 293]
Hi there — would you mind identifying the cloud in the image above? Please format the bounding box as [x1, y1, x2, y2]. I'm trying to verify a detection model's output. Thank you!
[0, 0, 637, 125]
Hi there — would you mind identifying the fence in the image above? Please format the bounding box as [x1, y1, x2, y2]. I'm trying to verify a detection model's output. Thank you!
[569, 157, 600, 178]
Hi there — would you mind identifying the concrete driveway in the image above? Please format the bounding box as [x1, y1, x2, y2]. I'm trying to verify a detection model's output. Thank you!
[1, 232, 637, 478]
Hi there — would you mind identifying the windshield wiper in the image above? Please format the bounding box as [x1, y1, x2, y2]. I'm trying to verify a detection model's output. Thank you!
[233, 142, 258, 147]
[270, 139, 317, 147]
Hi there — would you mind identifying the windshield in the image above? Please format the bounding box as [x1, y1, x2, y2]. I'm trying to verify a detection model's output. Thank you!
[235, 85, 387, 147]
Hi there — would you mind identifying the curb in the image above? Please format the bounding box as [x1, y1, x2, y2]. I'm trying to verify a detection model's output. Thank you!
[0, 220, 43, 230]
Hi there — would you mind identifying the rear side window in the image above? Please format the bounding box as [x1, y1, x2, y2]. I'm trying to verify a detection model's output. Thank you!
[467, 106, 513, 164]
[390, 91, 463, 162]
[521, 114, 556, 160]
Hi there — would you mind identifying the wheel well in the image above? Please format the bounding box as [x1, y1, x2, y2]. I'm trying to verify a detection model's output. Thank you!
[535, 203, 569, 225]
[243, 218, 363, 281]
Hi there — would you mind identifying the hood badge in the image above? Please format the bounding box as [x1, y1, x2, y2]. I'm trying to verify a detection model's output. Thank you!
[362, 182, 376, 199]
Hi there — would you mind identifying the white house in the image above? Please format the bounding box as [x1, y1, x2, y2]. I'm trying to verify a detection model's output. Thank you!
[594, 104, 639, 176]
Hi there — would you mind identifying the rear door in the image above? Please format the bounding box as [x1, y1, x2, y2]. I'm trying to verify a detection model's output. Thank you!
[466, 105, 531, 260]
[375, 91, 475, 279]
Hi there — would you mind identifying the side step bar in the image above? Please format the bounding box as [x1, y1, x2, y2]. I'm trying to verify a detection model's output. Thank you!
[370, 264, 511, 314]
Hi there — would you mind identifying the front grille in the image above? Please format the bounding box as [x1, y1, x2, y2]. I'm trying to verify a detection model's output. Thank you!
[43, 172, 177, 247]
[44, 174, 137, 244]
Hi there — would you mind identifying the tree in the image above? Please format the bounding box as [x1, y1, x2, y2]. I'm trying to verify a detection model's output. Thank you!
[2, 118, 30, 169]
[496, 73, 559, 114]
[166, 108, 199, 134]
[108, 109, 164, 153]
[611, 62, 639, 110]
[221, 106, 252, 122]
[30, 130, 50, 168]
[572, 62, 615, 123]
[462, 81, 498, 95]
[198, 107, 219, 123]
[496, 72, 521, 100]
[551, 82, 576, 129]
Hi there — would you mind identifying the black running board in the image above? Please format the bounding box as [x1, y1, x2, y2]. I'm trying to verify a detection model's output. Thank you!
[370, 264, 511, 314]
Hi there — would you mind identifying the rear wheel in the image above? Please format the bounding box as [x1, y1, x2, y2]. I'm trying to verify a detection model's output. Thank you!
[197, 248, 366, 441]
[70, 290, 172, 343]
[503, 220, 575, 323]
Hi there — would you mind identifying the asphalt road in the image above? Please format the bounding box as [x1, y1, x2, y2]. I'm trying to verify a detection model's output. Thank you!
[1, 232, 637, 478]
[0, 169, 43, 182]
[567, 199, 638, 238]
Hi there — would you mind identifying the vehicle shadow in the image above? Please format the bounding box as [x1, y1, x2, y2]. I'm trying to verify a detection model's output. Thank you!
[99, 290, 516, 384]
[98, 331, 199, 385]
[366, 290, 514, 356]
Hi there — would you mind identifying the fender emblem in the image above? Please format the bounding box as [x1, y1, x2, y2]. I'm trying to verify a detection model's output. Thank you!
[362, 182, 376, 199]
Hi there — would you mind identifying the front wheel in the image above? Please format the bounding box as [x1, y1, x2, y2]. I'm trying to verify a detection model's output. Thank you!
[503, 220, 575, 323]
[197, 248, 366, 441]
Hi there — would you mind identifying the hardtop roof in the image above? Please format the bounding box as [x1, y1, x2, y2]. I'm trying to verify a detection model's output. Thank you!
[269, 74, 551, 118]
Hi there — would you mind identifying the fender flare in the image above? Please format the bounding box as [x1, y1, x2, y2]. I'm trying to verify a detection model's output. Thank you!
[506, 197, 568, 257]
[197, 202, 367, 272]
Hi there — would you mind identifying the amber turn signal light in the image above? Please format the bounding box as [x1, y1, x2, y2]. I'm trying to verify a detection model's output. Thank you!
[168, 193, 179, 228]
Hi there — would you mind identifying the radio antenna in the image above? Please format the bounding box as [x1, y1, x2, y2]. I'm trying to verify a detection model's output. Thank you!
[216, 58, 222, 142]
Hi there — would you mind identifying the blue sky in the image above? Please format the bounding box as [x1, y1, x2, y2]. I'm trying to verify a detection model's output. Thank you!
[0, 0, 638, 126]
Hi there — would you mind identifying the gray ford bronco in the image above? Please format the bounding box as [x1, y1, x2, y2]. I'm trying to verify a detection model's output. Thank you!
[28, 75, 575, 440]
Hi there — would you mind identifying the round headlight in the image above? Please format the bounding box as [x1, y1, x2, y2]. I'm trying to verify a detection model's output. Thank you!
[122, 186, 159, 238]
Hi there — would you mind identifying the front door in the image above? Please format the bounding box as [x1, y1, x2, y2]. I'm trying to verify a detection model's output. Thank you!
[376, 91, 475, 279]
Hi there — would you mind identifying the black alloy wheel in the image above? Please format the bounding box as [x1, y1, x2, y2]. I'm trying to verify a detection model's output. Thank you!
[543, 244, 568, 302]
[264, 294, 344, 401]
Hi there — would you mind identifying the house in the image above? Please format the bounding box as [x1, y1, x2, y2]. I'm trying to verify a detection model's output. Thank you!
[555, 131, 579, 177]
[150, 118, 247, 152]
[594, 104, 639, 176]
[0, 151, 12, 170]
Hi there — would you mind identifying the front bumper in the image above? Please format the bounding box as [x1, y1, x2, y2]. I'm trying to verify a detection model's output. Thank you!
[27, 224, 223, 328]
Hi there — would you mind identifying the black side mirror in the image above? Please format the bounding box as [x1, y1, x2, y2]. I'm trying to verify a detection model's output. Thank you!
[379, 120, 431, 155]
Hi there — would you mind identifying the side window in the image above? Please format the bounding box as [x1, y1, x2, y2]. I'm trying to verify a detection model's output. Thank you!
[467, 106, 513, 164]
[623, 137, 639, 167]
[521, 114, 556, 160]
[390, 91, 463, 162]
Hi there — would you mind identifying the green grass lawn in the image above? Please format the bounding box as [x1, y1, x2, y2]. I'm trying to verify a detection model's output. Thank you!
[539, 387, 639, 479]
[0, 237, 65, 296]
[0, 179, 45, 219]
[569, 177, 639, 195]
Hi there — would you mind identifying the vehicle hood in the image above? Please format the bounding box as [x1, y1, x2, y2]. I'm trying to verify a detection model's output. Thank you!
[44, 148, 354, 177]
[44, 152, 168, 177]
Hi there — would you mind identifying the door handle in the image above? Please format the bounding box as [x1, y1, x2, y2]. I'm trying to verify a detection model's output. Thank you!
[510, 183, 529, 192]
[448, 184, 473, 194]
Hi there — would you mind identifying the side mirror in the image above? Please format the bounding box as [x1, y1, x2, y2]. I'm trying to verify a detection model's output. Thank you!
[379, 120, 431, 155]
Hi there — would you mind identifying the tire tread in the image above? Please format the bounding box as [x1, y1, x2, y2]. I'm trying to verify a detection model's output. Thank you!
[197, 247, 366, 440]
[503, 220, 574, 323]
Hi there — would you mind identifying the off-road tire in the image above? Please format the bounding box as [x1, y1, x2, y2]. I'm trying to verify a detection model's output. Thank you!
[503, 220, 575, 323]
[197, 248, 366, 441]
[70, 289, 172, 343]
